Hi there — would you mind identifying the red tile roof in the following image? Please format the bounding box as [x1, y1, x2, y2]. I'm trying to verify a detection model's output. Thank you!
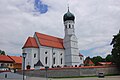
[98, 62, 112, 65]
[84, 59, 94, 65]
[0, 55, 13, 62]
[88, 60, 94, 65]
[8, 56, 22, 64]
[23, 37, 39, 48]
[35, 32, 64, 49]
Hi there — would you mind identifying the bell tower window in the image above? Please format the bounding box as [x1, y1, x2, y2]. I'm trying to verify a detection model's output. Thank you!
[72, 25, 74, 28]
[69, 24, 71, 28]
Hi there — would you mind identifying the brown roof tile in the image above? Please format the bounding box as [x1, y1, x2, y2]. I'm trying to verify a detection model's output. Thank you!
[23, 37, 39, 48]
[9, 56, 22, 64]
[0, 55, 13, 62]
[35, 32, 64, 49]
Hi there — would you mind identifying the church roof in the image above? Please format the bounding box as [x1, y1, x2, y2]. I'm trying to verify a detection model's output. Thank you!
[23, 37, 39, 48]
[35, 32, 64, 49]
[23, 32, 64, 49]
[63, 9, 75, 22]
[34, 60, 44, 67]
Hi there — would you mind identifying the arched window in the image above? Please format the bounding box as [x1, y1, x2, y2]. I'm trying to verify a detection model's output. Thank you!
[72, 25, 74, 28]
[65, 25, 67, 28]
[45, 52, 47, 54]
[53, 57, 55, 64]
[34, 53, 36, 58]
[69, 24, 71, 28]
[45, 57, 48, 64]
[61, 58, 62, 64]
[53, 52, 55, 55]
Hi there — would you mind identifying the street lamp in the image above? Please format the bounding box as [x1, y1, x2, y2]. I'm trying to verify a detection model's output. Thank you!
[22, 52, 27, 80]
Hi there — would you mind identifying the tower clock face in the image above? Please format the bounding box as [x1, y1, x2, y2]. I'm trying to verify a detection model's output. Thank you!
[71, 35, 77, 41]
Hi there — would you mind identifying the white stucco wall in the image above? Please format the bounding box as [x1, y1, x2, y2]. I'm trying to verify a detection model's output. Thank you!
[39, 46, 64, 68]
[22, 48, 38, 69]
[63, 20, 83, 67]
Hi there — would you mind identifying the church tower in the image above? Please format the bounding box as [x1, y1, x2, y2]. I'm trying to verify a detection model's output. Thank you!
[63, 8, 80, 66]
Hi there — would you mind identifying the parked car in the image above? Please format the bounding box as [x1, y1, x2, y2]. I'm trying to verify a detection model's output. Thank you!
[98, 72, 104, 78]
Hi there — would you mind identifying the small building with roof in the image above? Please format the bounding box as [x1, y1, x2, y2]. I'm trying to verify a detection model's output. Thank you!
[8, 56, 22, 71]
[84, 58, 94, 66]
[97, 62, 112, 67]
[0, 55, 13, 69]
[0, 55, 22, 71]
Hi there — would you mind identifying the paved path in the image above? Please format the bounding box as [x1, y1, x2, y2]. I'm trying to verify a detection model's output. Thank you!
[0, 72, 120, 80]
[51, 76, 120, 80]
[0, 72, 46, 80]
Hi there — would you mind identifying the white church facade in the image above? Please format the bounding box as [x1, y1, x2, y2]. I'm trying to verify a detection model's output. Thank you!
[22, 8, 84, 69]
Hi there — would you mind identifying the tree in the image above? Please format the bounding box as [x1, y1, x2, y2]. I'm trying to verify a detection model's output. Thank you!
[0, 50, 5, 55]
[105, 54, 113, 62]
[91, 56, 103, 65]
[110, 30, 120, 66]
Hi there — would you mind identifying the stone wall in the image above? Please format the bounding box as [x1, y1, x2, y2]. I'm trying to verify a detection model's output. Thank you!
[18, 66, 120, 78]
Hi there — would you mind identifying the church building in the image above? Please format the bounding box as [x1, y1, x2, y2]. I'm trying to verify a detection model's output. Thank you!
[22, 8, 84, 69]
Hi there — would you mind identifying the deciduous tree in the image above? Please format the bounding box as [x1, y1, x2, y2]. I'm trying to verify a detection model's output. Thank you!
[111, 30, 120, 66]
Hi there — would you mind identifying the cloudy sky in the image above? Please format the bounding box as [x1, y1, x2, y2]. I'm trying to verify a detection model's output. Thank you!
[0, 0, 120, 58]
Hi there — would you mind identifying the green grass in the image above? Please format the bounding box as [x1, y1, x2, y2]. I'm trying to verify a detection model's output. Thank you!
[105, 74, 120, 76]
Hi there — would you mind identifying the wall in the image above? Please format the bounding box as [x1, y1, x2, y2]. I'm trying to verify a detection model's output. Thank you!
[18, 66, 120, 78]
[23, 48, 39, 69]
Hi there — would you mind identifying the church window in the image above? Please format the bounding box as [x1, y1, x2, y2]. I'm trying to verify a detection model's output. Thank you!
[53, 53, 55, 55]
[69, 24, 71, 28]
[61, 58, 62, 64]
[53, 57, 55, 64]
[65, 25, 67, 28]
[72, 25, 74, 28]
[34, 53, 36, 58]
[45, 57, 48, 64]
[45, 52, 47, 54]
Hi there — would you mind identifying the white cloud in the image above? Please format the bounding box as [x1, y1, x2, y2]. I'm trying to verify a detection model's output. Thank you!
[0, 0, 120, 57]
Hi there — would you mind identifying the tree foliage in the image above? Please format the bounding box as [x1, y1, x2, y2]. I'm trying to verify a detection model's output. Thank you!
[111, 31, 120, 66]
[0, 50, 5, 55]
[91, 56, 103, 65]
[105, 54, 113, 62]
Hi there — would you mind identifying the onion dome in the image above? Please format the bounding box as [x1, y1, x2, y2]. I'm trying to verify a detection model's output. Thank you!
[63, 8, 75, 22]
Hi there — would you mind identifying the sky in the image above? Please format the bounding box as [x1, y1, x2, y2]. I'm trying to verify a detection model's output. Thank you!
[0, 0, 120, 58]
